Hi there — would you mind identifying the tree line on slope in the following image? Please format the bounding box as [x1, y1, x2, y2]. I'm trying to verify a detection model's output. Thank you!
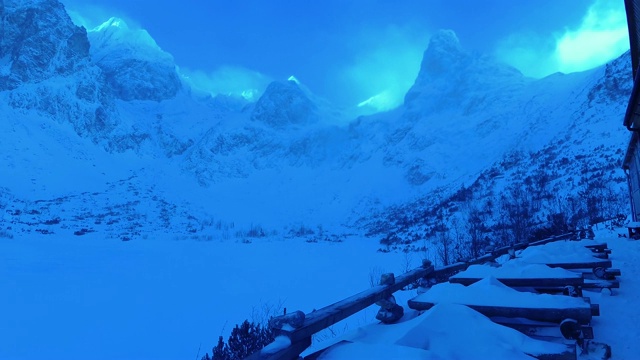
[375, 155, 627, 266]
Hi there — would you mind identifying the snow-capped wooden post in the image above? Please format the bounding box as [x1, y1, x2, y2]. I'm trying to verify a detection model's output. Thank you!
[375, 273, 404, 324]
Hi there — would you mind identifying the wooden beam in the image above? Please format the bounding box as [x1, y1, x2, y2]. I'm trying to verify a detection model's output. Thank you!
[492, 317, 594, 340]
[407, 301, 594, 324]
[584, 243, 608, 250]
[546, 260, 612, 270]
[582, 280, 620, 289]
[468, 254, 497, 265]
[529, 234, 573, 246]
[430, 262, 469, 282]
[449, 276, 584, 288]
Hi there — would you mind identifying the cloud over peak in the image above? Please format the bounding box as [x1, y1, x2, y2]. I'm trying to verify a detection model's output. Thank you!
[496, 0, 628, 78]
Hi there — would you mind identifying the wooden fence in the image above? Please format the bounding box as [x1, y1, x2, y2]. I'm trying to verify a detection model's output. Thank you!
[246, 233, 577, 360]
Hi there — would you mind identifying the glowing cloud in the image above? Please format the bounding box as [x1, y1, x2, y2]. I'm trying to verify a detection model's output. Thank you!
[339, 24, 429, 113]
[180, 66, 272, 101]
[555, 0, 629, 73]
[64, 3, 141, 31]
[496, 0, 629, 78]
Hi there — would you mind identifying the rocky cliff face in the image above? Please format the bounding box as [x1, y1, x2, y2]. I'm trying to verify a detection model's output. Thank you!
[0, 0, 90, 90]
[0, 0, 118, 142]
[0, 1, 183, 150]
[250, 80, 319, 128]
[404, 29, 529, 118]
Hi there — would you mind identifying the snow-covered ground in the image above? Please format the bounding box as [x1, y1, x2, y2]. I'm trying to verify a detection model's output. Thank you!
[589, 228, 640, 357]
[0, 232, 415, 360]
[1, 227, 638, 359]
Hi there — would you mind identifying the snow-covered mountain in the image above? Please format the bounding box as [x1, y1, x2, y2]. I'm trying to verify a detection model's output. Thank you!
[0, 0, 632, 246]
[87, 17, 181, 102]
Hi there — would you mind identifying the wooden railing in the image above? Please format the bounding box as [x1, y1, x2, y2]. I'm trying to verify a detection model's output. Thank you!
[246, 233, 575, 360]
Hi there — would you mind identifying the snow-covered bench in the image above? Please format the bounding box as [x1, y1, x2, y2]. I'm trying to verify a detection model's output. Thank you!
[448, 262, 585, 288]
[408, 277, 598, 325]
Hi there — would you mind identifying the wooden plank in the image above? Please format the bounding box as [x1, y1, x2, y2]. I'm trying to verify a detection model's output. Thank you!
[582, 279, 620, 289]
[407, 301, 593, 324]
[546, 260, 612, 270]
[585, 244, 608, 250]
[512, 242, 529, 251]
[449, 276, 584, 288]
[584, 243, 608, 250]
[493, 245, 513, 256]
[492, 317, 594, 340]
[430, 262, 468, 282]
[571, 269, 620, 280]
[468, 254, 497, 265]
[602, 268, 621, 276]
[529, 234, 573, 247]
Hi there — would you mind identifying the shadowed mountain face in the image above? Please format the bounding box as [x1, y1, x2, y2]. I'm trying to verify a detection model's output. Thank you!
[251, 80, 319, 128]
[0, 0, 632, 241]
[404, 29, 528, 117]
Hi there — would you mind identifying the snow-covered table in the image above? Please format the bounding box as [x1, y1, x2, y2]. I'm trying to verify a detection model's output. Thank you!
[449, 261, 584, 287]
[408, 277, 597, 324]
[518, 241, 612, 270]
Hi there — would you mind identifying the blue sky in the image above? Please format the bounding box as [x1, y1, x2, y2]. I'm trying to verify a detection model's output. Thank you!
[62, 0, 630, 112]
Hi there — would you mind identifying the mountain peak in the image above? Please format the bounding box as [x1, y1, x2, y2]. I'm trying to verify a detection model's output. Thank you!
[426, 29, 463, 56]
[403, 29, 526, 116]
[250, 80, 318, 128]
[87, 17, 181, 101]
[94, 17, 129, 31]
[420, 29, 466, 78]
[89, 17, 169, 63]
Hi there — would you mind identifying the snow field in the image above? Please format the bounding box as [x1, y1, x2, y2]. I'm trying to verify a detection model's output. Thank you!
[0, 234, 414, 360]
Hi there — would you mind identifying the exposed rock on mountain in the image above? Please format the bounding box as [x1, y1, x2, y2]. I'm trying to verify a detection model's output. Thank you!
[404, 29, 528, 118]
[250, 80, 319, 128]
[0, 0, 118, 142]
[0, 0, 90, 90]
